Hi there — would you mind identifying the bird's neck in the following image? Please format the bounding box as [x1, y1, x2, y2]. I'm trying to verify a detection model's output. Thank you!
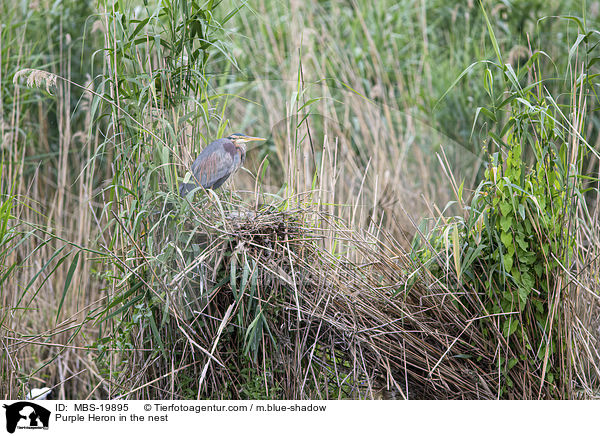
[237, 143, 247, 163]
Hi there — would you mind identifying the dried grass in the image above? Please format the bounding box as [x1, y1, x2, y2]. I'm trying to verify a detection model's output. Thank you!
[2, 0, 599, 401]
[101, 200, 500, 399]
[13, 69, 58, 94]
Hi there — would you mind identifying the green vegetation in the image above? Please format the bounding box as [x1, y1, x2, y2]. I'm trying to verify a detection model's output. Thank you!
[417, 53, 587, 397]
[411, 11, 600, 398]
[1, 0, 599, 400]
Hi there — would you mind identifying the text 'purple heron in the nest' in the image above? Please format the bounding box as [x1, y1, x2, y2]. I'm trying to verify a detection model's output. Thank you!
[179, 133, 266, 196]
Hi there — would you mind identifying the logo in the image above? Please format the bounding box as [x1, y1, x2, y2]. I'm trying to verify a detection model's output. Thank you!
[2, 402, 50, 434]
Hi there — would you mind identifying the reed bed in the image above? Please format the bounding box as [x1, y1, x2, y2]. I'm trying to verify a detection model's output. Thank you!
[1, 0, 599, 400]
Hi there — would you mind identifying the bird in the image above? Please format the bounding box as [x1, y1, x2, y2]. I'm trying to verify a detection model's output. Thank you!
[179, 133, 266, 196]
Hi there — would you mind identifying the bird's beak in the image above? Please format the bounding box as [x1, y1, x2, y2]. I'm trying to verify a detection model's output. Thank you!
[241, 136, 266, 142]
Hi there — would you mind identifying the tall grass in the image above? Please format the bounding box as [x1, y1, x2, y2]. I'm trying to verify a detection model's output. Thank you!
[1, 0, 599, 399]
[414, 11, 600, 397]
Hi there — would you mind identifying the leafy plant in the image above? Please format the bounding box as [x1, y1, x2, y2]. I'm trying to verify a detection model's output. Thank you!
[416, 10, 595, 397]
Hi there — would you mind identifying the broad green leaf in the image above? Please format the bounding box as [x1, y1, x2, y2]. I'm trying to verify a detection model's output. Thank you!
[500, 231, 512, 248]
[521, 273, 535, 290]
[500, 215, 513, 232]
[503, 253, 513, 272]
[499, 202, 512, 216]
[503, 319, 519, 338]
[518, 286, 530, 306]
[515, 235, 528, 251]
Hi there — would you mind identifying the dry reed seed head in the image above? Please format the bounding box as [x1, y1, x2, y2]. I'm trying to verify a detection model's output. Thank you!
[91, 19, 106, 34]
[72, 132, 88, 144]
[1, 132, 14, 150]
[592, 2, 600, 19]
[369, 84, 383, 99]
[507, 45, 530, 66]
[79, 75, 94, 113]
[1, 119, 15, 149]
[13, 69, 58, 95]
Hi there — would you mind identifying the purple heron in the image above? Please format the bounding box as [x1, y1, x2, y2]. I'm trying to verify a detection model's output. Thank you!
[179, 133, 265, 195]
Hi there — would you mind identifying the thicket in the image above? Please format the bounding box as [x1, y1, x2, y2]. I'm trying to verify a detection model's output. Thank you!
[1, 0, 599, 399]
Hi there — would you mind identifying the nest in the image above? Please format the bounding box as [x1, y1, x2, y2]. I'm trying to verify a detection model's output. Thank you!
[124, 201, 502, 400]
[118, 199, 596, 400]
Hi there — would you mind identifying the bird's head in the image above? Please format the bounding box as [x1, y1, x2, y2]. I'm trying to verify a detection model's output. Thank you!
[227, 133, 266, 148]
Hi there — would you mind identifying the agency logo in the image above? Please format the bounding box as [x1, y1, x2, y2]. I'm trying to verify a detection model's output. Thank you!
[2, 402, 50, 434]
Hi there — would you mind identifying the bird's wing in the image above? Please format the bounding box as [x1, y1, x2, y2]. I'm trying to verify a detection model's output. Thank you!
[190, 139, 236, 189]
